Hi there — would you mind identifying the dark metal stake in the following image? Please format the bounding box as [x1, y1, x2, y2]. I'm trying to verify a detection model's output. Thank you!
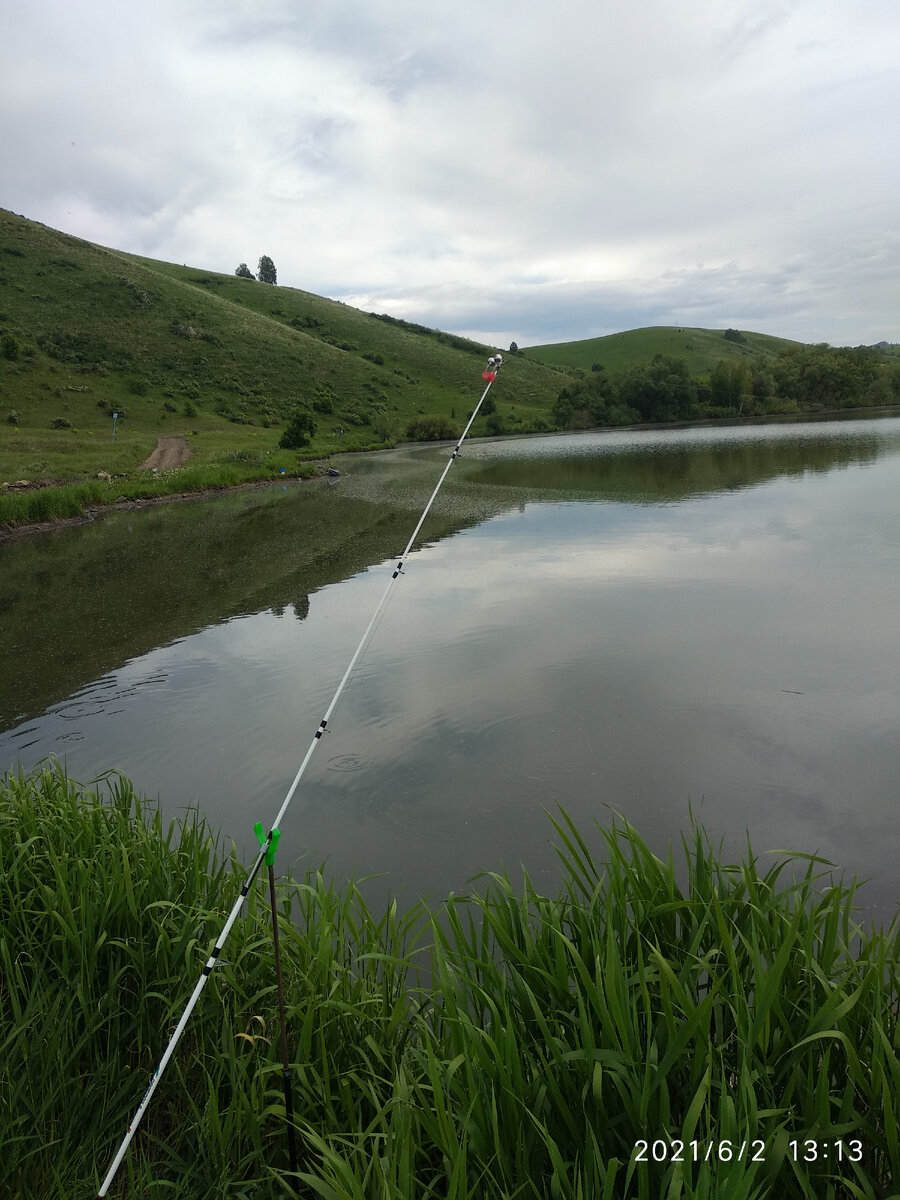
[256, 823, 299, 1190]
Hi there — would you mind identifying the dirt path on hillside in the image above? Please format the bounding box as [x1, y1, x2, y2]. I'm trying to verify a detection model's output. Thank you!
[140, 436, 191, 470]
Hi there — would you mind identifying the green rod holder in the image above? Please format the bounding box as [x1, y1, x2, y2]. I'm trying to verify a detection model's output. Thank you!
[254, 821, 281, 866]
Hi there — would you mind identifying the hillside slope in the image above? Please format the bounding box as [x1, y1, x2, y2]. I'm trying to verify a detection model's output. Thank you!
[0, 209, 562, 483]
[524, 325, 801, 376]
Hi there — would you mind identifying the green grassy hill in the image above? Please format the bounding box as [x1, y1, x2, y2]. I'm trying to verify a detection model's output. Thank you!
[0, 209, 562, 488]
[524, 325, 802, 376]
[4, 209, 894, 532]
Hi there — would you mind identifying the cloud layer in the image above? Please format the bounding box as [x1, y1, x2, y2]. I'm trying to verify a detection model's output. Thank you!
[2, 0, 898, 346]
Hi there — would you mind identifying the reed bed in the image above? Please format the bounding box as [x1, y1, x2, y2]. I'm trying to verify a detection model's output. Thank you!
[1, 764, 897, 1199]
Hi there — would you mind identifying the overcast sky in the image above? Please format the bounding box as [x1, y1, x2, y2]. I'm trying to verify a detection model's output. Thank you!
[2, 0, 898, 348]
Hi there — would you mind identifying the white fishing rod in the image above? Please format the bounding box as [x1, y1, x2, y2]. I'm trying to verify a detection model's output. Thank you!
[97, 353, 504, 1197]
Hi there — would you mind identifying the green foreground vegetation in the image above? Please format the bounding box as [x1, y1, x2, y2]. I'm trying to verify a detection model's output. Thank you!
[3, 208, 900, 532]
[2, 765, 898, 1199]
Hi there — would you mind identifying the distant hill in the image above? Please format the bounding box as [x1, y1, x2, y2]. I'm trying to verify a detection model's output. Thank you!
[2, 209, 896, 518]
[0, 209, 562, 483]
[524, 326, 802, 376]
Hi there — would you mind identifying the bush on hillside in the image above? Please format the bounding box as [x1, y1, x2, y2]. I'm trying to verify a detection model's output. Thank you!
[340, 402, 369, 427]
[406, 414, 460, 441]
[279, 407, 316, 449]
[311, 386, 336, 414]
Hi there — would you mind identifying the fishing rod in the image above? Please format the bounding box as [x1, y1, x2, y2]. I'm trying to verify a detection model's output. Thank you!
[96, 353, 504, 1197]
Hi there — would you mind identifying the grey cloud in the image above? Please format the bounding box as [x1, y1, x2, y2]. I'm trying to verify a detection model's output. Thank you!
[2, 0, 898, 347]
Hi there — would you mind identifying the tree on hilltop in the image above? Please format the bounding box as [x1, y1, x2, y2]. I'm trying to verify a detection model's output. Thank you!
[257, 255, 277, 285]
[235, 263, 254, 279]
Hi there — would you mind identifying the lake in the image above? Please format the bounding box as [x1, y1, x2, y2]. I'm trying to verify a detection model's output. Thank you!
[2, 414, 899, 921]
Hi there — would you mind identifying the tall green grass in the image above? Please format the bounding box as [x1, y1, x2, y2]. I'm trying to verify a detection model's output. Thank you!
[1, 765, 897, 1198]
[0, 462, 320, 530]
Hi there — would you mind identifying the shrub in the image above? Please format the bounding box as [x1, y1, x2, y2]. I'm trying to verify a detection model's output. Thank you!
[406, 414, 460, 441]
[340, 402, 369, 427]
[279, 406, 317, 449]
[183, 400, 198, 417]
[363, 380, 388, 403]
[311, 386, 335, 414]
[50, 417, 73, 429]
[371, 412, 394, 442]
[1, 333, 19, 360]
[218, 406, 253, 425]
[6, 409, 19, 425]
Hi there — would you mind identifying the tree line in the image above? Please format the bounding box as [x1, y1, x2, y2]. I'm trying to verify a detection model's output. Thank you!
[552, 343, 899, 429]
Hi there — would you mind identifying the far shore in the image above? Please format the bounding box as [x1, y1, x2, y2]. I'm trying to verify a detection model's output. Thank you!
[3, 401, 899, 542]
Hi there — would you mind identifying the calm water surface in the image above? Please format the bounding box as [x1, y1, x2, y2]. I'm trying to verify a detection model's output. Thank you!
[2, 416, 899, 918]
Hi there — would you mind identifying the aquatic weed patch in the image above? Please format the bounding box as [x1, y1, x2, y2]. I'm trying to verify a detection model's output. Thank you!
[1, 766, 897, 1197]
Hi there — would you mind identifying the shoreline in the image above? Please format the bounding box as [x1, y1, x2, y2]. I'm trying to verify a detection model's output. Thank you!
[0, 472, 323, 542]
[3, 401, 899, 542]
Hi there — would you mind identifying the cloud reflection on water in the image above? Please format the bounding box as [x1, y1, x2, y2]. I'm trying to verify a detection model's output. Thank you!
[2, 420, 900, 920]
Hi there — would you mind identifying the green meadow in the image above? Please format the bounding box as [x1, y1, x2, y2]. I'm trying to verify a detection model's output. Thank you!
[0, 207, 561, 527]
[3, 207, 898, 531]
[523, 326, 800, 377]
[2, 764, 898, 1198]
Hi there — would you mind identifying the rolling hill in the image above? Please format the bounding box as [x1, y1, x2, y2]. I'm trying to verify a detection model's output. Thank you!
[0, 208, 562, 486]
[523, 325, 802, 376]
[3, 209, 895, 533]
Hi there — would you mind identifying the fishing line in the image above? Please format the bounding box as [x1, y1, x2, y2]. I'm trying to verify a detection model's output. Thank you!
[97, 354, 504, 1197]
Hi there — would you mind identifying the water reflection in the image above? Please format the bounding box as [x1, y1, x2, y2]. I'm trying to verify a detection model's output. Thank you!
[2, 417, 900, 922]
[455, 421, 889, 502]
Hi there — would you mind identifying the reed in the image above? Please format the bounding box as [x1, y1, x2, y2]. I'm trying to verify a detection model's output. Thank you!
[1, 765, 897, 1198]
